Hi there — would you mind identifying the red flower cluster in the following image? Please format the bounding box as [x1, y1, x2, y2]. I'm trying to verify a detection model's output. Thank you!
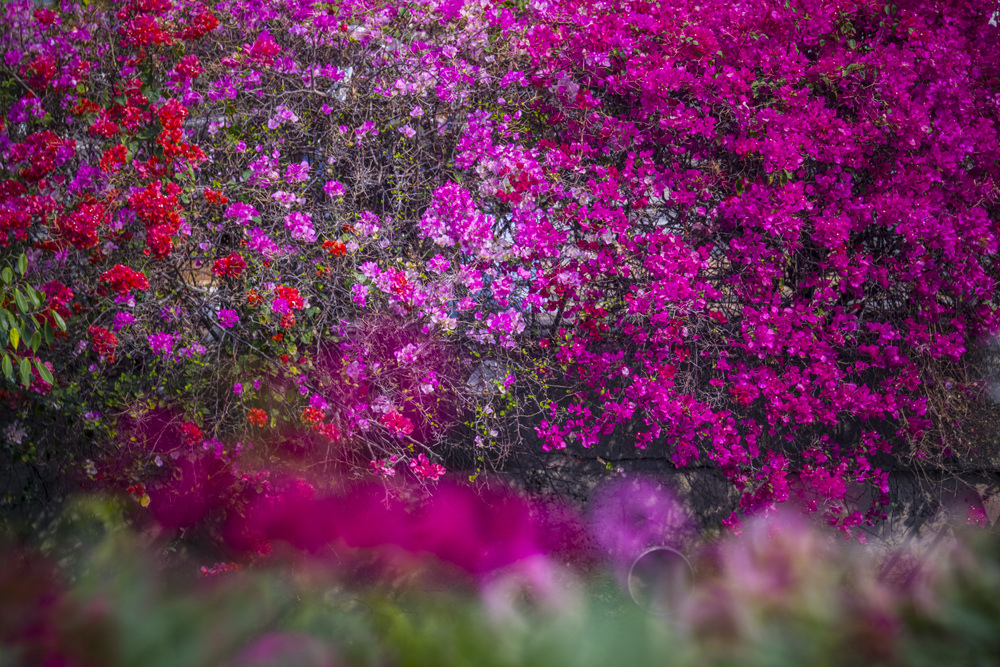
[157, 98, 187, 139]
[314, 422, 339, 442]
[301, 407, 325, 425]
[57, 201, 105, 249]
[212, 252, 247, 278]
[176, 8, 220, 41]
[173, 55, 203, 81]
[99, 144, 128, 173]
[381, 411, 414, 436]
[246, 289, 264, 306]
[275, 285, 304, 310]
[40, 281, 73, 328]
[23, 54, 57, 89]
[322, 239, 347, 256]
[246, 408, 267, 427]
[103, 79, 152, 133]
[8, 131, 75, 183]
[99, 264, 149, 295]
[154, 98, 205, 164]
[89, 112, 119, 138]
[409, 453, 445, 481]
[245, 31, 281, 66]
[118, 14, 173, 47]
[127, 181, 183, 258]
[33, 8, 57, 25]
[71, 98, 102, 115]
[200, 561, 240, 577]
[180, 421, 203, 444]
[203, 188, 229, 205]
[88, 326, 118, 363]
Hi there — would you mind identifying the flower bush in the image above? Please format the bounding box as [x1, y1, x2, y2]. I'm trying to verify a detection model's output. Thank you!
[1, 0, 999, 538]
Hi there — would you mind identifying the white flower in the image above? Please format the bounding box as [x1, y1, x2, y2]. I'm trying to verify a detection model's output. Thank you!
[3, 421, 26, 446]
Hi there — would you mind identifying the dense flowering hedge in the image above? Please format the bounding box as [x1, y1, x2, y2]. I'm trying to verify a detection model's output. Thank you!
[1, 0, 999, 540]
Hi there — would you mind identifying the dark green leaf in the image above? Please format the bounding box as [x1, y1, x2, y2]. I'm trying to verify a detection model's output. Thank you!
[16, 253, 27, 276]
[34, 359, 53, 385]
[30, 331, 41, 353]
[19, 358, 31, 387]
[25, 285, 42, 309]
[1, 267, 11, 284]
[14, 289, 29, 314]
[1, 355, 11, 381]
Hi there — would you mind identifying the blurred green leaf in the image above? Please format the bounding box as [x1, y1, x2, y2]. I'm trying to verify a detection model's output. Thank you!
[26, 284, 42, 309]
[14, 289, 29, 314]
[19, 357, 31, 387]
[35, 358, 53, 384]
[10, 326, 19, 350]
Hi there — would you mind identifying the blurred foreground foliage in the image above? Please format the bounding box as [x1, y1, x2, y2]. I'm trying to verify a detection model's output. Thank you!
[2, 497, 999, 667]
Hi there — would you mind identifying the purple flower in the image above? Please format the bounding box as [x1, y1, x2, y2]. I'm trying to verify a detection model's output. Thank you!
[428, 254, 451, 273]
[267, 105, 299, 129]
[395, 343, 420, 364]
[234, 382, 243, 395]
[248, 226, 282, 258]
[284, 211, 316, 243]
[351, 283, 369, 306]
[355, 121, 377, 138]
[309, 394, 330, 410]
[398, 124, 416, 138]
[148, 332, 175, 356]
[270, 297, 291, 315]
[285, 161, 310, 182]
[112, 311, 135, 331]
[225, 202, 260, 225]
[323, 180, 347, 198]
[217, 308, 239, 328]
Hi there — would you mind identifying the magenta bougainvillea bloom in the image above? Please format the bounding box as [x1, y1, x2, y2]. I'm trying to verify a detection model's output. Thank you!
[217, 309, 239, 329]
[4, 0, 999, 543]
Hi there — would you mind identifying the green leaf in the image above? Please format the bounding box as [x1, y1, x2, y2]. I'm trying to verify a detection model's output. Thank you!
[44, 322, 54, 345]
[14, 289, 29, 314]
[25, 285, 42, 309]
[34, 359, 53, 385]
[19, 358, 31, 387]
[9, 327, 19, 351]
[17, 253, 27, 276]
[1, 267, 11, 284]
[52, 311, 66, 332]
[30, 331, 41, 353]
[1, 355, 11, 381]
